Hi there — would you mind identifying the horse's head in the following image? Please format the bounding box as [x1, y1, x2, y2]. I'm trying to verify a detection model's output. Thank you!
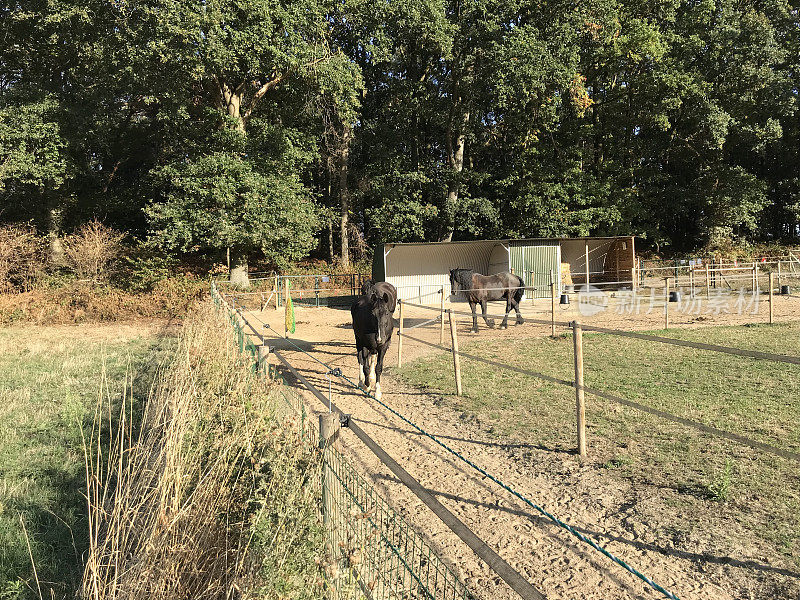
[360, 278, 375, 296]
[450, 268, 472, 297]
[369, 289, 392, 345]
[449, 269, 459, 297]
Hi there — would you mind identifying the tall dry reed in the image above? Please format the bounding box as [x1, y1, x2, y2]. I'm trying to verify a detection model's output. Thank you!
[81, 302, 324, 600]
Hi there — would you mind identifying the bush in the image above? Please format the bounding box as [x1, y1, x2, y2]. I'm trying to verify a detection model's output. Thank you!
[116, 243, 179, 292]
[0, 223, 44, 293]
[63, 220, 124, 283]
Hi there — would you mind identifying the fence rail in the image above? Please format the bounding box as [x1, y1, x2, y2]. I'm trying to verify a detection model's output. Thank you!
[393, 298, 800, 466]
[234, 290, 684, 600]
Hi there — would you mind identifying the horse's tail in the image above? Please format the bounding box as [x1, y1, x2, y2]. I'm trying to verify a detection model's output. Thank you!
[513, 274, 525, 303]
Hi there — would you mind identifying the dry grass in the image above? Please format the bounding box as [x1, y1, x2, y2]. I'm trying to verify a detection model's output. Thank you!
[81, 302, 324, 600]
[0, 278, 206, 325]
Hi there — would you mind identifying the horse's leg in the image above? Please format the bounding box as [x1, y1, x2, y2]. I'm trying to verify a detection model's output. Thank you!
[356, 342, 366, 388]
[501, 295, 510, 329]
[481, 299, 494, 328]
[367, 353, 377, 392]
[374, 343, 389, 400]
[469, 300, 478, 332]
[513, 294, 525, 325]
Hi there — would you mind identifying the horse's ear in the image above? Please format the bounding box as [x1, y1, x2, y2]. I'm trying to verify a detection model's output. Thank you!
[382, 291, 390, 305]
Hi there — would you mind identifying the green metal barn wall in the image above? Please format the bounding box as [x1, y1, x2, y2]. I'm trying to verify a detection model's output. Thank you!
[510, 241, 561, 299]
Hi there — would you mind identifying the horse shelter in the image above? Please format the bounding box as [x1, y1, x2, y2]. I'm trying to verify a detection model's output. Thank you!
[372, 237, 637, 303]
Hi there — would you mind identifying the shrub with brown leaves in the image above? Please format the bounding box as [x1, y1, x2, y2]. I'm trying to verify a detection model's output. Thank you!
[64, 220, 124, 283]
[0, 223, 44, 293]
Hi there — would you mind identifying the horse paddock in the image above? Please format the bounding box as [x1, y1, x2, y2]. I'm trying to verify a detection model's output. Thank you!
[235, 294, 800, 600]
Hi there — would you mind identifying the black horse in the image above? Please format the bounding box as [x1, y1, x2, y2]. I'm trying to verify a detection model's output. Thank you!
[359, 279, 398, 313]
[449, 268, 525, 332]
[351, 280, 397, 400]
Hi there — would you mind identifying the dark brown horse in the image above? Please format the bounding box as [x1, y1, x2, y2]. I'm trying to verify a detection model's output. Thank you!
[449, 268, 525, 332]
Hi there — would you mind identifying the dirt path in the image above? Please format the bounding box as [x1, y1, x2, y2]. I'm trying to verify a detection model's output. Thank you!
[237, 297, 800, 600]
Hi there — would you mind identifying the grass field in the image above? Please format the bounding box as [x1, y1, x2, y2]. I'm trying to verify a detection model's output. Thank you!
[398, 321, 800, 576]
[0, 322, 174, 599]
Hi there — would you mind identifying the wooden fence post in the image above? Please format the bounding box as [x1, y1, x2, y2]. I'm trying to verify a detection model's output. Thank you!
[752, 263, 757, 292]
[274, 275, 280, 311]
[664, 277, 670, 330]
[689, 268, 694, 297]
[572, 321, 587, 459]
[440, 287, 446, 345]
[550, 269, 556, 337]
[448, 310, 462, 396]
[283, 278, 289, 338]
[397, 299, 404, 367]
[319, 413, 339, 526]
[258, 345, 271, 378]
[778, 260, 782, 290]
[705, 262, 711, 297]
[769, 272, 774, 325]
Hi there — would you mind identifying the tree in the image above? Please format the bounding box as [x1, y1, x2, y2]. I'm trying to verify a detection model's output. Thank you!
[136, 0, 349, 285]
[147, 155, 318, 282]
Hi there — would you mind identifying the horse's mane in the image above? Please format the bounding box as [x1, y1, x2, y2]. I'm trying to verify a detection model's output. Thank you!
[453, 268, 474, 291]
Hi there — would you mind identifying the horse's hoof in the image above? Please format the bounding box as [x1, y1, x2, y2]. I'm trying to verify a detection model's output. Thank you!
[517, 319, 525, 325]
[470, 328, 478, 334]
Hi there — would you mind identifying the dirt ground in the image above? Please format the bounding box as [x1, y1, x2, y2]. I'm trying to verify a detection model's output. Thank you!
[235, 293, 800, 600]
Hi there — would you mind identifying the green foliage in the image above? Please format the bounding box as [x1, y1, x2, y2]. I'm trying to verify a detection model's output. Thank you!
[0, 96, 66, 191]
[148, 154, 319, 268]
[706, 458, 736, 502]
[117, 243, 179, 292]
[1, 0, 799, 258]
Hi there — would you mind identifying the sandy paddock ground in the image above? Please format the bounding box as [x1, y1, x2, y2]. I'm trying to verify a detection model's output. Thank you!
[233, 292, 800, 600]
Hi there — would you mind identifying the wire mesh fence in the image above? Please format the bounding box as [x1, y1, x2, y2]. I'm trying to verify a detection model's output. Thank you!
[216, 272, 369, 308]
[211, 282, 474, 600]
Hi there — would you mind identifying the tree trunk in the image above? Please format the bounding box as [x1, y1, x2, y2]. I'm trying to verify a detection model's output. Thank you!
[441, 110, 469, 243]
[218, 81, 246, 133]
[229, 248, 250, 288]
[328, 216, 335, 263]
[339, 123, 352, 268]
[47, 205, 65, 265]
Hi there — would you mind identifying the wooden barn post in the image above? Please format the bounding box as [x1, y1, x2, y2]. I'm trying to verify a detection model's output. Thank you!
[636, 256, 642, 290]
[448, 310, 463, 396]
[550, 269, 556, 337]
[440, 287, 446, 345]
[584, 241, 590, 287]
[572, 321, 587, 459]
[769, 272, 774, 324]
[397, 299, 404, 367]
